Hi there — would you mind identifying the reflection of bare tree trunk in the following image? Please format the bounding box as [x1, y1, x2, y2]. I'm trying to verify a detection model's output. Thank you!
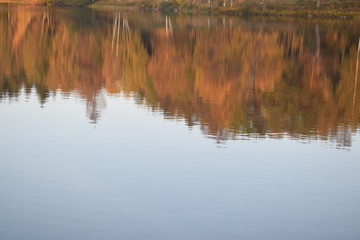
[316, 23, 320, 66]
[165, 15, 173, 40]
[248, 23, 263, 98]
[40, 11, 49, 43]
[166, 16, 168, 39]
[311, 23, 321, 90]
[111, 12, 119, 51]
[116, 13, 121, 55]
[352, 37, 360, 115]
[111, 13, 132, 57]
[123, 18, 131, 40]
[168, 17, 173, 39]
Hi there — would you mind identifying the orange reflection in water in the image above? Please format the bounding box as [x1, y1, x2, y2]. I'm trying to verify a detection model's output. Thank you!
[1, 5, 360, 147]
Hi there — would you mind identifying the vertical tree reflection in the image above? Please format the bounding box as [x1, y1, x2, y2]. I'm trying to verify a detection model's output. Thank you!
[1, 7, 359, 147]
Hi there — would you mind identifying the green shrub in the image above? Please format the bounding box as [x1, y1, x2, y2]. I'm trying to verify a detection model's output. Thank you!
[159, 1, 179, 12]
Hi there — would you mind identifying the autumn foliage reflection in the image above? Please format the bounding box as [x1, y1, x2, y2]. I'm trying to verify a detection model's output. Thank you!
[1, 6, 359, 146]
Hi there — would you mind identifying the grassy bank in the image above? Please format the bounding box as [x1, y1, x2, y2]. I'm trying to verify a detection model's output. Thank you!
[93, 0, 360, 18]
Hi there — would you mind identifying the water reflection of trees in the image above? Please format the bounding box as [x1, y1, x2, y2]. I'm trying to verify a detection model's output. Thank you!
[1, 7, 360, 147]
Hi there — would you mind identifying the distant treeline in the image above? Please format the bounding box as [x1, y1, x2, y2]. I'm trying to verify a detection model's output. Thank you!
[3, 0, 360, 17]
[94, 0, 360, 17]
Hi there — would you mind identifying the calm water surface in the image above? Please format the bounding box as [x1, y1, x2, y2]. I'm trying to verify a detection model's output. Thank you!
[0, 4, 360, 240]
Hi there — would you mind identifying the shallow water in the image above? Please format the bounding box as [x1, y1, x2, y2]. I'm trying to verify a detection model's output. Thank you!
[0, 4, 360, 240]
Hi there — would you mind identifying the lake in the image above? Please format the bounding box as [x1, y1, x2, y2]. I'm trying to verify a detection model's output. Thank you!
[0, 4, 360, 240]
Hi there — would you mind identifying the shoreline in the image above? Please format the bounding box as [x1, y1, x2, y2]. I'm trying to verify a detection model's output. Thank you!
[91, 2, 359, 19]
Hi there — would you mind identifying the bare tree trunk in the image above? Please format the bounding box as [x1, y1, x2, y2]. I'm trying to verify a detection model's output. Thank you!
[317, 0, 321, 8]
